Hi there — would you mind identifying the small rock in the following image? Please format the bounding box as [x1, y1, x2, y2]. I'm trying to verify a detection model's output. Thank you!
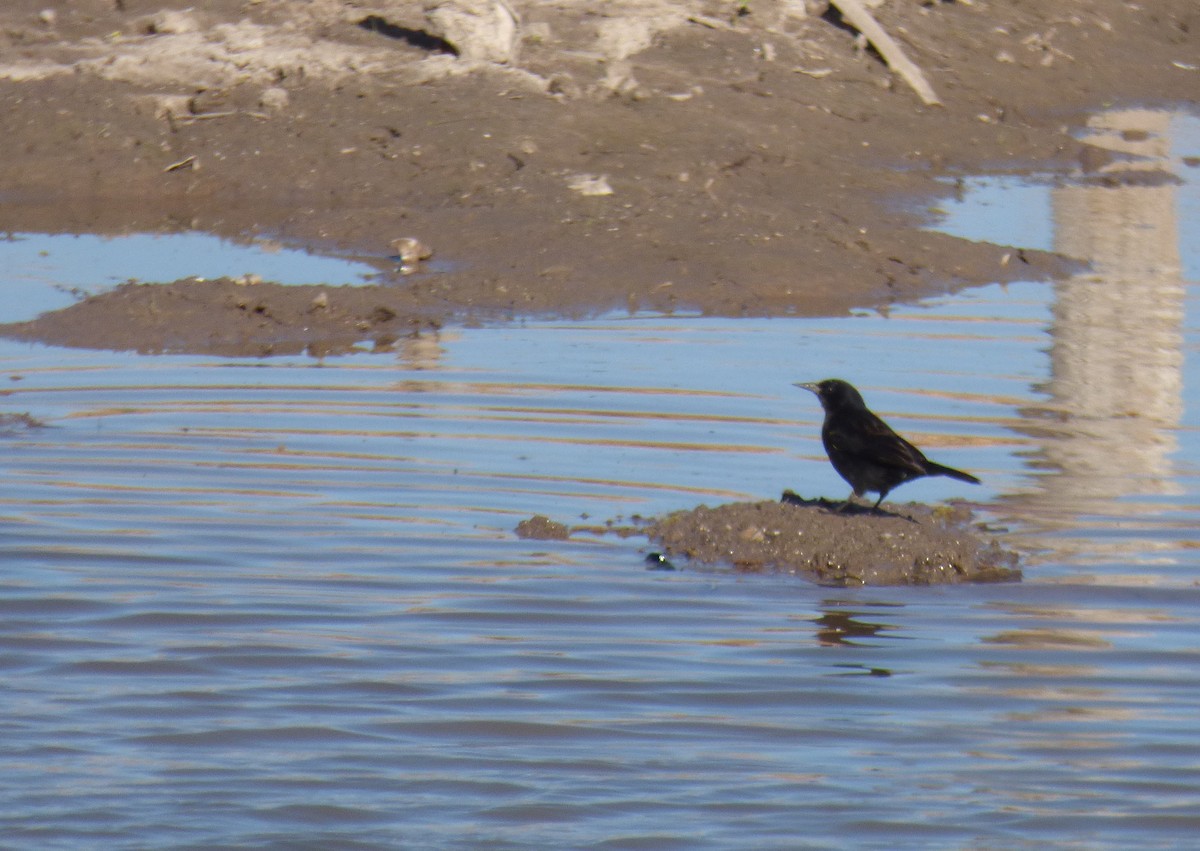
[145, 9, 200, 35]
[151, 94, 193, 122]
[258, 86, 289, 113]
[644, 552, 677, 571]
[739, 526, 766, 543]
[423, 0, 520, 64]
[567, 173, 613, 196]
[391, 237, 433, 264]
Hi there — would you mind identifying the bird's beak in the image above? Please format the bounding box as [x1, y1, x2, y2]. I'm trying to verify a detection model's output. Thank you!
[794, 382, 819, 394]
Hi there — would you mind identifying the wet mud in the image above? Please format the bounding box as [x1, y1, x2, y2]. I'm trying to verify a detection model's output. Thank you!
[645, 494, 1020, 585]
[0, 276, 446, 357]
[520, 493, 1020, 586]
[1, 0, 1194, 355]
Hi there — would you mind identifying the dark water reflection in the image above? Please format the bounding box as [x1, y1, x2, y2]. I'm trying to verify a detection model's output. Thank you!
[1, 108, 1199, 848]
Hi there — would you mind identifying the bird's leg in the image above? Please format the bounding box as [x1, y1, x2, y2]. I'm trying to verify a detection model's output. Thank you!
[836, 491, 859, 513]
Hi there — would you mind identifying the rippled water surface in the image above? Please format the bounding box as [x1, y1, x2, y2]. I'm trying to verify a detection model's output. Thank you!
[1, 108, 1199, 848]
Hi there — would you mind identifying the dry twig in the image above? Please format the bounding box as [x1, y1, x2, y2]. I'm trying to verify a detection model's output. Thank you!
[831, 0, 941, 106]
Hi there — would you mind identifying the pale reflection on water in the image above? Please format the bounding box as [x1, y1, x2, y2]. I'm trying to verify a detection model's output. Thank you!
[1, 109, 1199, 848]
[1034, 108, 1186, 520]
[938, 108, 1200, 578]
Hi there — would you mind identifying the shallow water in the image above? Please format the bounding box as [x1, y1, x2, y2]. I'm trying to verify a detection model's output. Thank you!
[1, 108, 1199, 848]
[0, 231, 378, 321]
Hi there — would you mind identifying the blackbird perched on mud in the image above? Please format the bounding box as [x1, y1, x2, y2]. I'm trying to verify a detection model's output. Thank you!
[796, 379, 981, 510]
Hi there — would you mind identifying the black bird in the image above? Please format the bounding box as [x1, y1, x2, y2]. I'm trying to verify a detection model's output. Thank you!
[796, 379, 981, 510]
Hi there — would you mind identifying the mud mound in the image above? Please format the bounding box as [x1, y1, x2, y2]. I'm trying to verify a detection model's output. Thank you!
[644, 492, 1020, 585]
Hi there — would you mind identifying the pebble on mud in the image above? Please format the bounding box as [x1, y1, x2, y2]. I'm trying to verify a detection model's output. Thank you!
[567, 173, 614, 196]
[391, 237, 434, 264]
[423, 0, 520, 64]
[144, 8, 201, 35]
[258, 86, 289, 113]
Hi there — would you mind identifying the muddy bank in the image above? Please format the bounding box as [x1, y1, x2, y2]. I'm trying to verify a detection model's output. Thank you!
[0, 1, 1196, 353]
[0, 248, 1070, 356]
[0, 276, 447, 357]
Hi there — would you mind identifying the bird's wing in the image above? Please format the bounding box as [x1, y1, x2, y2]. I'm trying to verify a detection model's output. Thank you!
[825, 412, 928, 475]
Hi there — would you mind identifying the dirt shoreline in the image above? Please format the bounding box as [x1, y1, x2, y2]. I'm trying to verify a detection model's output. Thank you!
[1, 0, 1196, 354]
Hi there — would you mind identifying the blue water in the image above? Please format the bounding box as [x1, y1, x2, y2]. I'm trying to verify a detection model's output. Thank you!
[0, 231, 377, 321]
[1, 108, 1198, 849]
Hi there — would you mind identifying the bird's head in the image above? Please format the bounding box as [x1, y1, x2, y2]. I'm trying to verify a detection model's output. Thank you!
[794, 378, 866, 412]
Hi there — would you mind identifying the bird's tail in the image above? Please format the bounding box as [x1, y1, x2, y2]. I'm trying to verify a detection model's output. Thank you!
[925, 461, 981, 485]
